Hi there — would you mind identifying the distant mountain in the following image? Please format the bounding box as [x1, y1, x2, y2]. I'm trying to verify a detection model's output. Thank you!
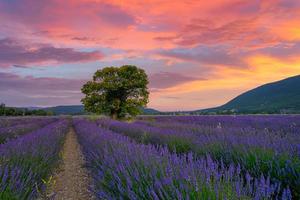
[199, 75, 300, 114]
[141, 107, 161, 115]
[40, 105, 160, 115]
[43, 105, 85, 115]
[25, 107, 43, 111]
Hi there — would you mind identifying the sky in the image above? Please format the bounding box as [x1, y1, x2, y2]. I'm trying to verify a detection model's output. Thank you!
[0, 0, 300, 111]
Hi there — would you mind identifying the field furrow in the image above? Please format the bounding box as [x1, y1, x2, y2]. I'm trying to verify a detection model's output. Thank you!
[46, 127, 94, 199]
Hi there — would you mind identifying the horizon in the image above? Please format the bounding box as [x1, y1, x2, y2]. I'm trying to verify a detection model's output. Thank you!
[8, 74, 300, 112]
[1, 1, 300, 111]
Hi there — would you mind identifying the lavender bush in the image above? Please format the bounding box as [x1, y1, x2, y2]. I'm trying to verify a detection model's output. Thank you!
[0, 119, 69, 199]
[0, 117, 58, 144]
[97, 116, 300, 198]
[0, 117, 56, 128]
[136, 115, 300, 156]
[0, 117, 36, 128]
[74, 119, 291, 200]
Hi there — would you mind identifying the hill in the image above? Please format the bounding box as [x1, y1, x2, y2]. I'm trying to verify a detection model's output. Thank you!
[141, 107, 161, 115]
[44, 105, 85, 115]
[200, 75, 300, 114]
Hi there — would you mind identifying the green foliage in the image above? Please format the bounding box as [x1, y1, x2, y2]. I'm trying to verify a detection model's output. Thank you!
[168, 137, 193, 154]
[0, 103, 51, 116]
[81, 65, 149, 119]
[87, 115, 104, 122]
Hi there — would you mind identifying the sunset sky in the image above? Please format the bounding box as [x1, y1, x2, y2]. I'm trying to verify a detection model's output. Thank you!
[0, 0, 300, 111]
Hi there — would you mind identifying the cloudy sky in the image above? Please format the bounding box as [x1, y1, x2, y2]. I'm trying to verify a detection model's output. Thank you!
[0, 0, 300, 111]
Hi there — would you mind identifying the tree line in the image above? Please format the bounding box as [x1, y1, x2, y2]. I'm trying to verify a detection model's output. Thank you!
[0, 103, 52, 116]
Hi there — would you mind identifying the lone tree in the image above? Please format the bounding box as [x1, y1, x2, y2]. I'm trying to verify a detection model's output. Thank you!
[81, 65, 149, 119]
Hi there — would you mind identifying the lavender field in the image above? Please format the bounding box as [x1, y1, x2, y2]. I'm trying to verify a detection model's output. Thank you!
[0, 115, 299, 199]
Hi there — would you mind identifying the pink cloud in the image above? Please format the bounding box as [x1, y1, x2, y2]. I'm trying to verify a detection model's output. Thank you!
[0, 38, 103, 67]
[0, 72, 86, 107]
[149, 72, 201, 89]
[157, 45, 246, 67]
[96, 3, 136, 27]
[0, 0, 136, 30]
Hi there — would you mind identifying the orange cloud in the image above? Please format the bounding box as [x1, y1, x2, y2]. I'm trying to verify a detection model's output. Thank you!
[272, 20, 300, 41]
[148, 52, 300, 110]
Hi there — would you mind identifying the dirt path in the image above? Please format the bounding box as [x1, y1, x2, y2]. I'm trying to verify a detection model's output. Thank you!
[45, 127, 94, 200]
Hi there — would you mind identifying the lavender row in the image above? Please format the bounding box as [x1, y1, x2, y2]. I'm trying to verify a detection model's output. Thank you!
[136, 119, 300, 198]
[98, 117, 300, 157]
[97, 117, 300, 198]
[0, 117, 34, 128]
[0, 117, 58, 144]
[139, 115, 300, 136]
[0, 119, 69, 199]
[0, 117, 55, 128]
[74, 119, 291, 200]
[134, 118, 300, 157]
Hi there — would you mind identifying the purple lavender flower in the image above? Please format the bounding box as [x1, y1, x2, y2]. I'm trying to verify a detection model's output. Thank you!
[0, 119, 69, 199]
[74, 118, 290, 199]
[98, 116, 300, 198]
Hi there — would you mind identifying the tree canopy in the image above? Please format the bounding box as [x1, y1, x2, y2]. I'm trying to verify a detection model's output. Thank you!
[81, 65, 149, 119]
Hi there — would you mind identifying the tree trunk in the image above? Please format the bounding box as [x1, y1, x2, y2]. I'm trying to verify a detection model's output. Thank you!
[111, 110, 118, 120]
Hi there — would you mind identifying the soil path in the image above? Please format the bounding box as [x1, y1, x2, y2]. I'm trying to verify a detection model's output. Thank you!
[46, 127, 94, 200]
